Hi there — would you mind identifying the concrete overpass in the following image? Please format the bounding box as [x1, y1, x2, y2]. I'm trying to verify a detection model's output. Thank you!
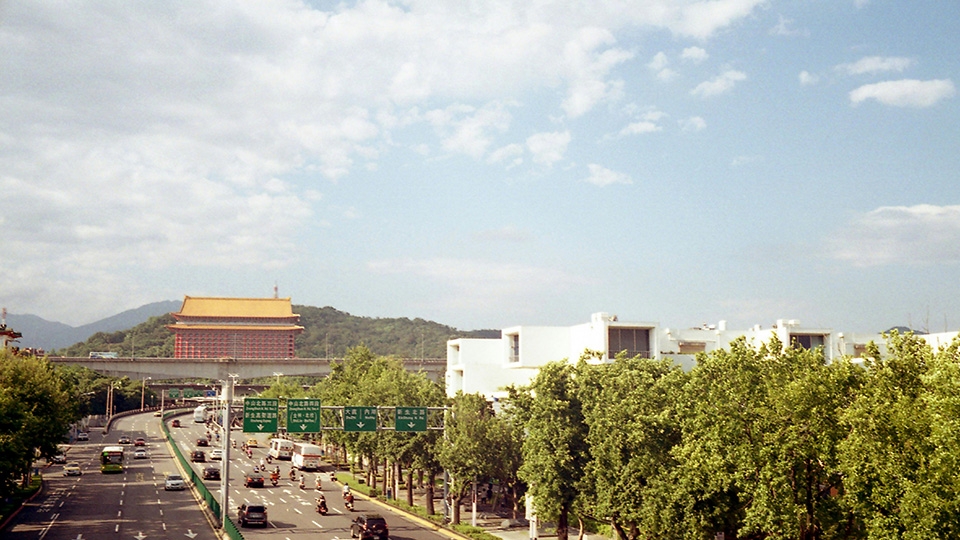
[47, 356, 447, 381]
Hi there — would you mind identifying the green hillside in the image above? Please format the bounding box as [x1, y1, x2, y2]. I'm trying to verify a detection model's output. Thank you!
[56, 305, 499, 358]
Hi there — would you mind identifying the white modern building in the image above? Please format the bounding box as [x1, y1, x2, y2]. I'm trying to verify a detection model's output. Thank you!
[446, 312, 958, 399]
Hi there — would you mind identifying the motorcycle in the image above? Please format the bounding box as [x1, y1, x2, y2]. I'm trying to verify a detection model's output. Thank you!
[270, 473, 279, 487]
[316, 478, 322, 491]
[344, 493, 354, 511]
[316, 497, 328, 515]
[289, 469, 297, 481]
[299, 476, 306, 490]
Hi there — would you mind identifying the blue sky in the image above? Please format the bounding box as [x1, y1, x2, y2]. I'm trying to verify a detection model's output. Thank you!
[1, 0, 958, 334]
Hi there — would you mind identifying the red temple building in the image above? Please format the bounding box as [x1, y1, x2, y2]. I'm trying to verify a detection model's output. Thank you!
[166, 296, 304, 359]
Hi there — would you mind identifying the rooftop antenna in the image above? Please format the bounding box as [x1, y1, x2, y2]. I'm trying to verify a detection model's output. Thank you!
[1, 307, 5, 327]
[273, 283, 278, 299]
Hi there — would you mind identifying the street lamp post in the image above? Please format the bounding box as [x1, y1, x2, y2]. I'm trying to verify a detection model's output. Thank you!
[273, 371, 283, 385]
[220, 374, 238, 528]
[140, 377, 152, 411]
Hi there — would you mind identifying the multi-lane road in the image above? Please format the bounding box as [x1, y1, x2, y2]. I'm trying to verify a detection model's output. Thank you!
[5, 412, 216, 540]
[6, 410, 455, 540]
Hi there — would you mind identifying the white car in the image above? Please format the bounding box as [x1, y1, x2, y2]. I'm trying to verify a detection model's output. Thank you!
[134, 448, 147, 459]
[210, 448, 223, 460]
[76, 432, 89, 441]
[63, 462, 82, 476]
[164, 474, 186, 491]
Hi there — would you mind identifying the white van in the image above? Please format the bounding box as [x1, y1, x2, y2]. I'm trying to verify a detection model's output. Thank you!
[291, 442, 322, 471]
[269, 438, 294, 460]
[193, 405, 207, 423]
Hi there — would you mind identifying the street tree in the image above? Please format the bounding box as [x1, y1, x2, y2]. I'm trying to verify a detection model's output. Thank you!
[519, 360, 590, 540]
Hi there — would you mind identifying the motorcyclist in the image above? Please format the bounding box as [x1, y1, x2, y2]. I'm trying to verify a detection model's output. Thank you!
[316, 493, 328, 514]
[299, 475, 306, 489]
[270, 470, 280, 486]
[342, 485, 351, 497]
[344, 492, 354, 510]
[289, 468, 296, 481]
[316, 476, 322, 490]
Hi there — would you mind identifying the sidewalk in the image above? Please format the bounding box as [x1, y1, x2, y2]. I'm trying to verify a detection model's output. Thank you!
[332, 467, 606, 540]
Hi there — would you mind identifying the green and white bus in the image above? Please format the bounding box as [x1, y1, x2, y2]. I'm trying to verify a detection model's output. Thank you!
[101, 445, 124, 473]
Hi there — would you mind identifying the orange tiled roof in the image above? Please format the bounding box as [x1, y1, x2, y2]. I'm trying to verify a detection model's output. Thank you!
[166, 324, 303, 332]
[174, 296, 298, 319]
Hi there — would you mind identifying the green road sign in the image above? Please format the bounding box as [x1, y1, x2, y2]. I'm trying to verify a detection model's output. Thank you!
[243, 398, 279, 433]
[343, 406, 378, 432]
[167, 389, 180, 399]
[395, 406, 428, 432]
[287, 398, 321, 433]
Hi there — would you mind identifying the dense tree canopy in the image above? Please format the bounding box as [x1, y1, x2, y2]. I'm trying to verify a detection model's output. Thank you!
[0, 350, 83, 495]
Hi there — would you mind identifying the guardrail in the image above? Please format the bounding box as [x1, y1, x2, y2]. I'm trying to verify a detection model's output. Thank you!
[162, 411, 244, 540]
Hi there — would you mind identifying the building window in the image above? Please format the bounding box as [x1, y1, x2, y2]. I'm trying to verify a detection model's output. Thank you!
[507, 334, 520, 363]
[608, 327, 650, 359]
[790, 333, 826, 351]
[678, 341, 706, 355]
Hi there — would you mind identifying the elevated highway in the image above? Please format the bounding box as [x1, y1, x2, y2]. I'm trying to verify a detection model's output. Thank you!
[47, 355, 446, 381]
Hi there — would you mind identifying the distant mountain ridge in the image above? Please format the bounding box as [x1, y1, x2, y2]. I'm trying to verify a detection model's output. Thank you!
[10, 301, 499, 358]
[6, 300, 181, 350]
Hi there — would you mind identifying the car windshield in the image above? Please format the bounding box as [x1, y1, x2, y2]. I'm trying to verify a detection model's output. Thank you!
[168, 475, 182, 481]
[247, 505, 266, 512]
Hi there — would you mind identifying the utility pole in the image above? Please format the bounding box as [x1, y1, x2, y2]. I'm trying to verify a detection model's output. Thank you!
[220, 374, 237, 528]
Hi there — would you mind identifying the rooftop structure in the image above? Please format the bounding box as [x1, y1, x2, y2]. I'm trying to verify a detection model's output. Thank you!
[166, 296, 304, 359]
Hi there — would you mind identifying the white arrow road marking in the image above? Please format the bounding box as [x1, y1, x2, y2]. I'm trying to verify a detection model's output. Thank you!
[185, 530, 197, 538]
[134, 532, 147, 540]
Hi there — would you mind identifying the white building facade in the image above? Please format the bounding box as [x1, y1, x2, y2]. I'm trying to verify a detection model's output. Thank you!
[446, 312, 958, 399]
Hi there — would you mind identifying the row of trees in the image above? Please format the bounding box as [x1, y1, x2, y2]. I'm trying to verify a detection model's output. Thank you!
[0, 350, 83, 496]
[200, 330, 958, 539]
[515, 332, 960, 540]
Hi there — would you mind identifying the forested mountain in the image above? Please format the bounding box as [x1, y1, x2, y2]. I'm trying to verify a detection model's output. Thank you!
[7, 300, 180, 350]
[56, 305, 499, 358]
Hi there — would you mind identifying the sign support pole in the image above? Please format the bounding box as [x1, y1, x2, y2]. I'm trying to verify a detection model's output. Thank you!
[220, 376, 235, 528]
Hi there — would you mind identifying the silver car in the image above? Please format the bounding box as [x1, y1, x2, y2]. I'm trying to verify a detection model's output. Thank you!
[164, 474, 186, 490]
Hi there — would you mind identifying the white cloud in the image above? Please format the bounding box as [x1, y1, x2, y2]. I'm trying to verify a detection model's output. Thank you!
[487, 143, 525, 167]
[647, 51, 677, 81]
[799, 70, 820, 86]
[690, 70, 747, 97]
[828, 205, 960, 266]
[559, 28, 634, 117]
[769, 14, 807, 37]
[680, 116, 707, 132]
[648, 52, 670, 71]
[836, 56, 914, 75]
[426, 102, 514, 158]
[526, 131, 571, 166]
[681, 46, 709, 62]
[583, 164, 633, 187]
[849, 79, 956, 108]
[619, 121, 662, 136]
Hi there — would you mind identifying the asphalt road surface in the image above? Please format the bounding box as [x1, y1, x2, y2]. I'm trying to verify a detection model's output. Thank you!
[175, 412, 454, 540]
[7, 409, 457, 540]
[4, 411, 217, 540]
